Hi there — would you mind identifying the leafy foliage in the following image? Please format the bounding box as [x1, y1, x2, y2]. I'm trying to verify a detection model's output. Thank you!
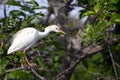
[8, 70, 34, 80]
[76, 0, 120, 80]
[0, 0, 66, 79]
[80, 0, 120, 45]
[0, 0, 120, 80]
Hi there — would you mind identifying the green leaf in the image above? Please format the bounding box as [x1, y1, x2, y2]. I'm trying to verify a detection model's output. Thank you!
[21, 6, 32, 12]
[94, 3, 100, 13]
[8, 70, 33, 79]
[108, 0, 119, 4]
[71, 73, 76, 80]
[9, 10, 26, 17]
[114, 18, 120, 23]
[0, 48, 4, 55]
[37, 57, 47, 69]
[80, 10, 96, 18]
[110, 13, 120, 23]
[29, 0, 39, 7]
[7, 1, 22, 7]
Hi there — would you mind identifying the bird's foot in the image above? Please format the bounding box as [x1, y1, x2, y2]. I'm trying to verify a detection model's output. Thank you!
[28, 63, 37, 68]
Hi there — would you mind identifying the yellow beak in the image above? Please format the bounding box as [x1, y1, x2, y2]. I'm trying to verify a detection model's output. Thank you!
[59, 30, 65, 34]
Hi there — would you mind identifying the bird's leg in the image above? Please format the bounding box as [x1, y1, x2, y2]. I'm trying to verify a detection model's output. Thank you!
[25, 55, 32, 66]
[24, 50, 36, 68]
[24, 55, 37, 68]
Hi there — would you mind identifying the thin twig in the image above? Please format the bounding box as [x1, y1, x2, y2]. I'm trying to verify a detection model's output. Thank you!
[31, 68, 46, 80]
[115, 62, 120, 68]
[54, 55, 84, 80]
[108, 46, 119, 80]
[5, 65, 29, 73]
[107, 32, 119, 80]
[5, 65, 46, 80]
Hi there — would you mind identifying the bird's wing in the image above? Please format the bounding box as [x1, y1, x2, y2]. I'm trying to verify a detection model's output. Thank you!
[10, 29, 23, 43]
[12, 29, 23, 41]
[8, 28, 39, 53]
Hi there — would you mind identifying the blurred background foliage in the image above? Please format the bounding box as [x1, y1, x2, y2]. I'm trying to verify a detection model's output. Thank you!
[0, 0, 120, 80]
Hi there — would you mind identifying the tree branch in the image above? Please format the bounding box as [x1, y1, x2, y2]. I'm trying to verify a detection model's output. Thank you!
[5, 65, 29, 73]
[5, 65, 46, 80]
[31, 68, 46, 80]
[54, 37, 120, 80]
[108, 46, 119, 80]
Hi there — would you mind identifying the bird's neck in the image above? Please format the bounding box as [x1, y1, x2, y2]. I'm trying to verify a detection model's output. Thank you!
[38, 29, 50, 38]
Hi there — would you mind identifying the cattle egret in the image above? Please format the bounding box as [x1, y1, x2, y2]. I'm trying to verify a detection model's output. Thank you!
[7, 25, 65, 67]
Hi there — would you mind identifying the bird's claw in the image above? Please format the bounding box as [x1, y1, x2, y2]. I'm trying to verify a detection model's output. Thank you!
[28, 63, 37, 68]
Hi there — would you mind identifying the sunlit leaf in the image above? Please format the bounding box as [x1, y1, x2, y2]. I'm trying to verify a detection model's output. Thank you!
[94, 3, 100, 13]
[114, 18, 120, 23]
[80, 10, 96, 18]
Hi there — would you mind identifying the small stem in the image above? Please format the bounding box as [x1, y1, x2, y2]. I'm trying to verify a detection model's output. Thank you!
[31, 69, 46, 80]
[107, 31, 119, 80]
[108, 46, 119, 80]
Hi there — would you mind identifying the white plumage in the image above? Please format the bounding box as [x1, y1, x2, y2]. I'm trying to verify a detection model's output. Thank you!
[7, 28, 38, 54]
[7, 25, 65, 54]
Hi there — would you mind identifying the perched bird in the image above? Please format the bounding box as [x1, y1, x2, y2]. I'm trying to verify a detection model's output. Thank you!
[7, 25, 65, 67]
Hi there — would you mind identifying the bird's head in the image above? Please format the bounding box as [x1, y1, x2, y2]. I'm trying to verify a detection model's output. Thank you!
[46, 25, 65, 34]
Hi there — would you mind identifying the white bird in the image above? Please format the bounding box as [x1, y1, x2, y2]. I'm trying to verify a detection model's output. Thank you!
[7, 25, 65, 67]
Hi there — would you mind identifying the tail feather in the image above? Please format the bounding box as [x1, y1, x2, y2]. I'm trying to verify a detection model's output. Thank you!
[7, 46, 17, 54]
[7, 48, 13, 54]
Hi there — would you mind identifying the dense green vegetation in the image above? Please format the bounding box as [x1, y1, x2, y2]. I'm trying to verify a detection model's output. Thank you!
[0, 0, 120, 80]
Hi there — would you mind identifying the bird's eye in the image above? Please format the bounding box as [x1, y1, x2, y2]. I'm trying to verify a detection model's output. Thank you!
[56, 28, 58, 30]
